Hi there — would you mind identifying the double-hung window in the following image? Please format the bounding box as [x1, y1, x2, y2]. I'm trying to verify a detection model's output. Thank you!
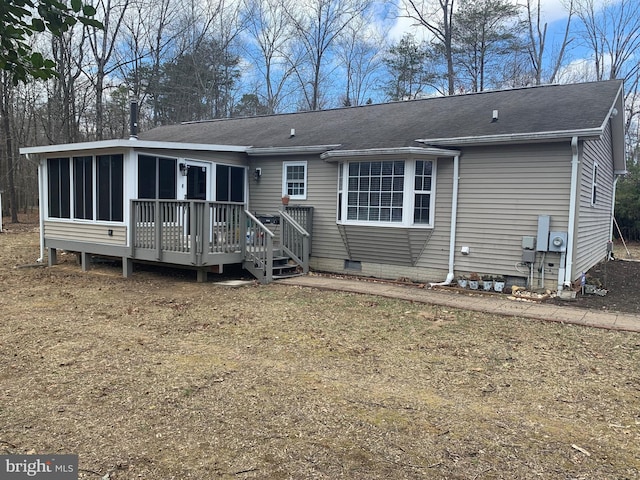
[413, 160, 433, 224]
[337, 158, 435, 227]
[282, 161, 307, 200]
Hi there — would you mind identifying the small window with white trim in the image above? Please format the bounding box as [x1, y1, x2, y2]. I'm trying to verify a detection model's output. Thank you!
[591, 161, 599, 206]
[283, 161, 307, 200]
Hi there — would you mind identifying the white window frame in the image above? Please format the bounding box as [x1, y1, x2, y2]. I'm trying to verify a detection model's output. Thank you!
[591, 161, 599, 206]
[282, 161, 307, 200]
[336, 158, 436, 228]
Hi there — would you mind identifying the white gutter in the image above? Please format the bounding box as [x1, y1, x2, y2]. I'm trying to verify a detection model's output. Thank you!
[430, 153, 460, 287]
[417, 128, 603, 147]
[248, 145, 341, 156]
[20, 139, 249, 155]
[561, 136, 580, 290]
[321, 146, 460, 160]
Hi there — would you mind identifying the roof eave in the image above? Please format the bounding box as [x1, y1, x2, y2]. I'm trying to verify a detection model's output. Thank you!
[248, 145, 342, 156]
[20, 139, 249, 155]
[416, 128, 604, 147]
[320, 146, 460, 161]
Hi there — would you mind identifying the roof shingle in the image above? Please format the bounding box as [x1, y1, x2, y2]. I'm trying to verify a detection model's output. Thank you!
[140, 80, 623, 150]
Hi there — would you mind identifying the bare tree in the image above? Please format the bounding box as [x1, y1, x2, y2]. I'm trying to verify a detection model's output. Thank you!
[575, 0, 640, 82]
[523, 0, 575, 85]
[243, 0, 299, 114]
[47, 27, 88, 143]
[335, 15, 385, 106]
[0, 72, 18, 222]
[85, 0, 131, 140]
[575, 0, 640, 160]
[403, 0, 456, 95]
[115, 0, 187, 130]
[286, 0, 373, 110]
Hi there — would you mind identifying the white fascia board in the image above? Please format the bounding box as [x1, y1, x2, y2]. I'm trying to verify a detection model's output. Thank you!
[320, 146, 460, 161]
[415, 128, 604, 147]
[248, 145, 342, 156]
[20, 139, 249, 155]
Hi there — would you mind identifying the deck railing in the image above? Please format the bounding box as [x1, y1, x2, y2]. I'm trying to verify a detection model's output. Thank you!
[131, 200, 245, 264]
[130, 199, 309, 282]
[243, 211, 275, 283]
[284, 205, 313, 253]
[279, 209, 310, 273]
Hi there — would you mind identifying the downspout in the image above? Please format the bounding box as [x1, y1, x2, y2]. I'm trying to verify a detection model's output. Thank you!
[561, 136, 580, 291]
[430, 154, 459, 287]
[33, 155, 45, 263]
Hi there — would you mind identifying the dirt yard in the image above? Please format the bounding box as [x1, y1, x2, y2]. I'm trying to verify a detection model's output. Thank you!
[1, 215, 639, 479]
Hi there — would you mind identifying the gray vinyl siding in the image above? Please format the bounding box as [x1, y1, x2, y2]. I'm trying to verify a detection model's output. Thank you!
[248, 155, 348, 259]
[338, 225, 434, 266]
[44, 221, 127, 246]
[574, 123, 615, 279]
[248, 155, 455, 277]
[454, 143, 573, 280]
[413, 158, 453, 273]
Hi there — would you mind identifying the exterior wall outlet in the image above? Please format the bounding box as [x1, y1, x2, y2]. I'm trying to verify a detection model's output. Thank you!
[461, 246, 470, 255]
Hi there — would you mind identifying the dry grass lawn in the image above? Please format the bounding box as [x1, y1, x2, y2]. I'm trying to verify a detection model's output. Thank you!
[1, 216, 639, 479]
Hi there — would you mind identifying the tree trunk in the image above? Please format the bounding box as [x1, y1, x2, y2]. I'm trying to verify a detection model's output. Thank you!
[1, 82, 18, 223]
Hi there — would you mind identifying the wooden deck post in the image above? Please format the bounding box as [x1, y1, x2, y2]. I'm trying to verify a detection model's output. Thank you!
[196, 268, 207, 282]
[122, 257, 133, 278]
[48, 247, 57, 266]
[81, 252, 91, 272]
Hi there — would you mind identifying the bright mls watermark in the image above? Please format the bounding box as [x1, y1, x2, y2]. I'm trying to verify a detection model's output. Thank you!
[1, 455, 77, 479]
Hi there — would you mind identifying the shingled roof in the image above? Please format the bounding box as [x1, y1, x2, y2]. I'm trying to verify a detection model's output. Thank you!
[140, 80, 623, 151]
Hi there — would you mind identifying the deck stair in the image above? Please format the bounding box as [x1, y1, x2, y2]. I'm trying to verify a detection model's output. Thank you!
[272, 251, 303, 279]
[242, 209, 310, 283]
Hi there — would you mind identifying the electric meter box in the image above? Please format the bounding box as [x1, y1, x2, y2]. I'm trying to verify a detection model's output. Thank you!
[548, 231, 568, 252]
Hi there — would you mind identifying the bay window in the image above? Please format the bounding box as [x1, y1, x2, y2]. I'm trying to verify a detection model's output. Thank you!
[337, 158, 435, 227]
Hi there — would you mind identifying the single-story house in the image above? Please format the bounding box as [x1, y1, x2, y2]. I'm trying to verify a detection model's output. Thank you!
[20, 80, 626, 291]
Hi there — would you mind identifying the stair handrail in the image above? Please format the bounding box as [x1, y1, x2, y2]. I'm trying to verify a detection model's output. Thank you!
[279, 209, 310, 273]
[244, 210, 275, 283]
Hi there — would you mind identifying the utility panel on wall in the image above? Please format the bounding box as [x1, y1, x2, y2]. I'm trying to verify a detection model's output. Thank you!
[548, 232, 568, 252]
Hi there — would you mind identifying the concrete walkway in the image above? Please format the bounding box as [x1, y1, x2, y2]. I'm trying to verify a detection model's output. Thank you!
[278, 275, 640, 333]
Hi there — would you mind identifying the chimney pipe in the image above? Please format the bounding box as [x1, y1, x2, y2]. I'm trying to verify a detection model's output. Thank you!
[129, 97, 138, 140]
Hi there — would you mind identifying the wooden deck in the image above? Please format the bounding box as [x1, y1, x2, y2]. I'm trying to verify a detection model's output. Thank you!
[129, 200, 311, 283]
